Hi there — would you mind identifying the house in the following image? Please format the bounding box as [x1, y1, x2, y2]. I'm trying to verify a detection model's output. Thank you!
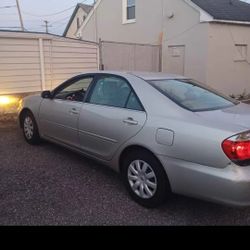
[75, 0, 250, 96]
[63, 3, 93, 39]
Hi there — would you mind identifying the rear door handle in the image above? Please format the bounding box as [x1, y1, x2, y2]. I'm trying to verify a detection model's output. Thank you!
[70, 108, 79, 115]
[123, 117, 138, 125]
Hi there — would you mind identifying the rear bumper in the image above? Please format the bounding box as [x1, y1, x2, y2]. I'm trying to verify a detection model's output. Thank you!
[158, 155, 250, 206]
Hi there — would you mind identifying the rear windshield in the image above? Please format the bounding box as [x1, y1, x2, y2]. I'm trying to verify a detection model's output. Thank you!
[149, 79, 238, 112]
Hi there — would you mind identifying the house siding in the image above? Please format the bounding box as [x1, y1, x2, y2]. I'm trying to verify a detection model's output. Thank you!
[80, 0, 163, 44]
[78, 0, 250, 95]
[207, 23, 250, 95]
[162, 0, 209, 84]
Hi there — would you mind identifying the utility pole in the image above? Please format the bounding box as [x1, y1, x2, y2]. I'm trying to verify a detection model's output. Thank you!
[44, 20, 49, 33]
[16, 0, 24, 31]
[42, 20, 52, 33]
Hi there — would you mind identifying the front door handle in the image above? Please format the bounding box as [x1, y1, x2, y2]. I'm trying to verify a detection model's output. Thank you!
[70, 108, 79, 115]
[123, 117, 138, 125]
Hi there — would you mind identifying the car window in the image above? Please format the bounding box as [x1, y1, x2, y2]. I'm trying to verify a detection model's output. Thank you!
[54, 77, 93, 102]
[126, 91, 143, 111]
[88, 76, 132, 108]
[149, 79, 238, 112]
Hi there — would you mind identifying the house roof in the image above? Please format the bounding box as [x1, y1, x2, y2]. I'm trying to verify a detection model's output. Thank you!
[78, 3, 93, 14]
[63, 3, 93, 37]
[191, 0, 250, 22]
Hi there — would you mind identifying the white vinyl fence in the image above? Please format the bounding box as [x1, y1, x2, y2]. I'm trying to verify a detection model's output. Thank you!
[100, 40, 161, 72]
[0, 31, 99, 95]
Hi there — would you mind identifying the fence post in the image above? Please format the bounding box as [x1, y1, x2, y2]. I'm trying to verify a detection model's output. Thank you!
[99, 38, 104, 70]
[39, 38, 46, 91]
[159, 44, 162, 72]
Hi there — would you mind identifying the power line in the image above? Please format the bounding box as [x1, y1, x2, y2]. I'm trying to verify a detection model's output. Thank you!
[22, 0, 89, 18]
[0, 26, 22, 29]
[0, 13, 17, 15]
[0, 5, 16, 9]
[0, 0, 93, 34]
[23, 6, 75, 17]
[50, 20, 69, 29]
[50, 15, 72, 25]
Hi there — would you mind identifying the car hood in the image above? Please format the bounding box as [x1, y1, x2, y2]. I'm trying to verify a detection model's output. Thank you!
[195, 103, 250, 133]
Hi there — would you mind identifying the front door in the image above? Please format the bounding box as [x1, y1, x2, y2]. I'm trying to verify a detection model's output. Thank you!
[78, 74, 147, 160]
[167, 45, 185, 75]
[39, 76, 94, 148]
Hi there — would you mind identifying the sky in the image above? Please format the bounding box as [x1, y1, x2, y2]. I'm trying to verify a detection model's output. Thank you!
[1, 0, 250, 35]
[0, 0, 94, 35]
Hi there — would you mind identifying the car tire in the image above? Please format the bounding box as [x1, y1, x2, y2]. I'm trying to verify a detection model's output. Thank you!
[121, 149, 171, 208]
[22, 111, 41, 145]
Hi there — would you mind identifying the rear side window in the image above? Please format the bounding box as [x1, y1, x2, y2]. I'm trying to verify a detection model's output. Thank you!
[87, 75, 143, 111]
[126, 91, 143, 111]
[149, 79, 238, 112]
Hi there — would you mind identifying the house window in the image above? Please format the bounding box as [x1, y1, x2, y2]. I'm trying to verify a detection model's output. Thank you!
[123, 0, 136, 24]
[77, 17, 80, 29]
[234, 44, 247, 62]
[127, 0, 135, 20]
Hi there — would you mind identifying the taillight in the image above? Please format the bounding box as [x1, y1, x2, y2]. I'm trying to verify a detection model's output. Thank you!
[222, 131, 250, 166]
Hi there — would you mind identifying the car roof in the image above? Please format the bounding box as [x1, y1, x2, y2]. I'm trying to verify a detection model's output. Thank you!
[79, 71, 189, 81]
[128, 71, 189, 81]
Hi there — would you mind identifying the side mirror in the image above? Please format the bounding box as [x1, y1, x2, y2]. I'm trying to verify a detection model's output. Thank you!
[41, 90, 52, 99]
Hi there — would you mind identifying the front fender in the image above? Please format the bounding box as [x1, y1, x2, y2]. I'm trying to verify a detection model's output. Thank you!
[18, 95, 43, 127]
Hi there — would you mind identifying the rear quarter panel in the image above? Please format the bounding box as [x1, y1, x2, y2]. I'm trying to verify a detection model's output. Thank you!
[111, 113, 239, 172]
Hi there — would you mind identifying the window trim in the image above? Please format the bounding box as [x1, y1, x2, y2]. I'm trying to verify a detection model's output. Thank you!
[122, 0, 136, 24]
[85, 73, 145, 112]
[234, 44, 248, 62]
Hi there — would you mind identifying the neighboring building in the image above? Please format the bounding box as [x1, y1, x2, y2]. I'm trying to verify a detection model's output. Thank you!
[76, 0, 250, 95]
[63, 3, 93, 39]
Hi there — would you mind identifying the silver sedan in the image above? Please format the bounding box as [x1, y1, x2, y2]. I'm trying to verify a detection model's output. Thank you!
[18, 71, 250, 208]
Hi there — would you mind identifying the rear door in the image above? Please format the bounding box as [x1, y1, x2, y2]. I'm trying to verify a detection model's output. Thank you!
[78, 74, 147, 160]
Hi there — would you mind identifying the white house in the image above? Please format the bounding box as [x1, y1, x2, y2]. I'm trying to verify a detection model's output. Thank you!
[75, 0, 250, 96]
[63, 3, 93, 39]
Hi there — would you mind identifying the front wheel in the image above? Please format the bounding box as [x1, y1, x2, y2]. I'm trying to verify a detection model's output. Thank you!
[121, 150, 171, 208]
[22, 111, 41, 145]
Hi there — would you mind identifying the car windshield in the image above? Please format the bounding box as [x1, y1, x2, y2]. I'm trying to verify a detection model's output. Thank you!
[149, 79, 239, 112]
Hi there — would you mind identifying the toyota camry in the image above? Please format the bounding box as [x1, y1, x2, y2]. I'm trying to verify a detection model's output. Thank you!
[18, 71, 250, 208]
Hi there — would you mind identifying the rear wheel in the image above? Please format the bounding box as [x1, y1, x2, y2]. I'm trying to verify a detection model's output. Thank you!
[22, 111, 41, 145]
[121, 149, 170, 208]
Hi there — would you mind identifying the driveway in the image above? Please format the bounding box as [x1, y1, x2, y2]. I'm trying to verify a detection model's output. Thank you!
[1, 120, 250, 225]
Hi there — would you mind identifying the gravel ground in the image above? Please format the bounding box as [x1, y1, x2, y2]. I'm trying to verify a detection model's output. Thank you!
[1, 122, 250, 225]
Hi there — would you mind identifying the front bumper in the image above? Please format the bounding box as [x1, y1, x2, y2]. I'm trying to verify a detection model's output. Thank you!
[158, 155, 250, 206]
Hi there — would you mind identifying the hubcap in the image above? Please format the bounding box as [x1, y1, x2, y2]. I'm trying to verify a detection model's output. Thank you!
[128, 160, 157, 199]
[23, 116, 34, 140]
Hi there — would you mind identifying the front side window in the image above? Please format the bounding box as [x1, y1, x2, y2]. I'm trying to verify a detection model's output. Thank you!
[88, 75, 143, 110]
[54, 77, 93, 102]
[149, 79, 238, 112]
